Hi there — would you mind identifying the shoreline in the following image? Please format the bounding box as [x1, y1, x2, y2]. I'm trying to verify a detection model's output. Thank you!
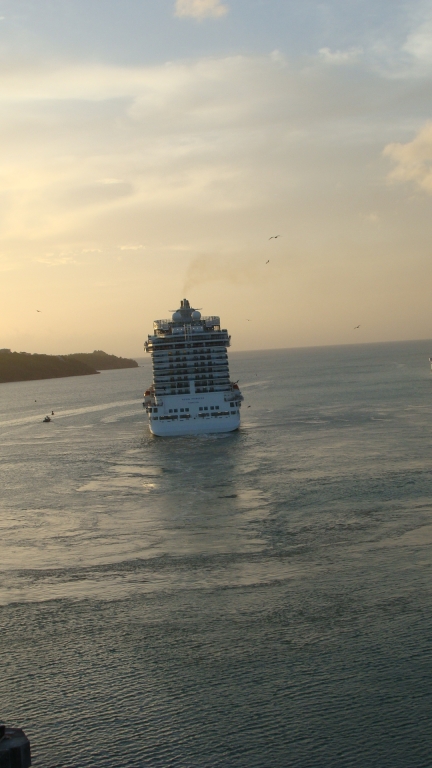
[0, 350, 138, 384]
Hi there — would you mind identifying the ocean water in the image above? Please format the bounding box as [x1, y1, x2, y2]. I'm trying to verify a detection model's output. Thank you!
[1, 340, 432, 768]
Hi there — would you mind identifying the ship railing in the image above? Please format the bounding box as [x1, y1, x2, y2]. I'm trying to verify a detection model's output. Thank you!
[147, 334, 229, 346]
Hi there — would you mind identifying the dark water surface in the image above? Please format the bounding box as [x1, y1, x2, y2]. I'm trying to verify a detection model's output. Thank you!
[1, 341, 432, 767]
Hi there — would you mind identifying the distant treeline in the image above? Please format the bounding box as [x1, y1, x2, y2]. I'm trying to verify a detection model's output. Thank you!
[0, 350, 138, 384]
[65, 350, 138, 370]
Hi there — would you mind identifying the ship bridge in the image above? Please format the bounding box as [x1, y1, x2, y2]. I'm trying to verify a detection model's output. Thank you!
[152, 299, 222, 336]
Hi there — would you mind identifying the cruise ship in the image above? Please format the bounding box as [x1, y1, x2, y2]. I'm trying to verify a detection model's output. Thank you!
[143, 299, 243, 436]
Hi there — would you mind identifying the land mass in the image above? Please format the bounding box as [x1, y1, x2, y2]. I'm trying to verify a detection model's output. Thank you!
[0, 350, 138, 384]
[65, 350, 139, 371]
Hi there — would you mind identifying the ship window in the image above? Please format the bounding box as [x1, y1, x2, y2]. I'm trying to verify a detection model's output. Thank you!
[199, 407, 203, 411]
[180, 408, 184, 412]
[231, 411, 236, 415]
[154, 417, 158, 420]
[204, 407, 208, 411]
[174, 409, 178, 413]
[149, 407, 152, 412]
[230, 402, 234, 407]
[169, 409, 173, 413]
[186, 408, 190, 412]
[210, 406, 214, 410]
[154, 408, 158, 413]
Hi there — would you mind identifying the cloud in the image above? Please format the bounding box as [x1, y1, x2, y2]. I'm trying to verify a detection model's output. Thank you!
[363, 212, 379, 223]
[0, 51, 427, 251]
[36, 253, 78, 266]
[2, 51, 432, 354]
[62, 181, 134, 208]
[174, 0, 228, 20]
[384, 123, 432, 193]
[403, 13, 432, 65]
[99, 178, 124, 185]
[0, 259, 18, 272]
[318, 47, 363, 65]
[395, 7, 432, 77]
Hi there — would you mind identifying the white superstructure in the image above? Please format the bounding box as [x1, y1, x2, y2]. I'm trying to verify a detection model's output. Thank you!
[143, 299, 243, 436]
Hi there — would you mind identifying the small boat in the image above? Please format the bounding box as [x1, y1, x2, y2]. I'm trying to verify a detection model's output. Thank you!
[43, 416, 51, 423]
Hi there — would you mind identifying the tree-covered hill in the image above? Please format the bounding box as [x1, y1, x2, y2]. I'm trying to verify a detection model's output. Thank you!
[0, 350, 138, 383]
[0, 352, 97, 383]
[65, 350, 138, 370]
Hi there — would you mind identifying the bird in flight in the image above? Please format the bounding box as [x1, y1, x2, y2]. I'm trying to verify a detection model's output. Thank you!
[246, 318, 251, 321]
[354, 324, 360, 329]
[269, 235, 281, 240]
[266, 260, 270, 264]
[36, 310, 41, 313]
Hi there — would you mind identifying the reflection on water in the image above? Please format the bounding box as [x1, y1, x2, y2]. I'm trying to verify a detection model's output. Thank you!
[1, 342, 432, 767]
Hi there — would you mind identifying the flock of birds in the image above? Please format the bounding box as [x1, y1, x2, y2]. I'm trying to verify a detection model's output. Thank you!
[245, 235, 361, 331]
[266, 234, 281, 265]
[35, 235, 361, 331]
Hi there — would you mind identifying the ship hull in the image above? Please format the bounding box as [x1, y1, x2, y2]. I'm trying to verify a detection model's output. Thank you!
[149, 412, 240, 437]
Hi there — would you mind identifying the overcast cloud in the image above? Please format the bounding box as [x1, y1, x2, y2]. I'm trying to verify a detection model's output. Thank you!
[175, 0, 229, 20]
[0, 1, 432, 354]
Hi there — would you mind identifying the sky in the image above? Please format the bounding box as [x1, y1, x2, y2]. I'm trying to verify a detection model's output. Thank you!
[1, 0, 432, 355]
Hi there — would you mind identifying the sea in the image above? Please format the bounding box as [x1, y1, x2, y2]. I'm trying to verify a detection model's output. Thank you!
[1, 339, 432, 768]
